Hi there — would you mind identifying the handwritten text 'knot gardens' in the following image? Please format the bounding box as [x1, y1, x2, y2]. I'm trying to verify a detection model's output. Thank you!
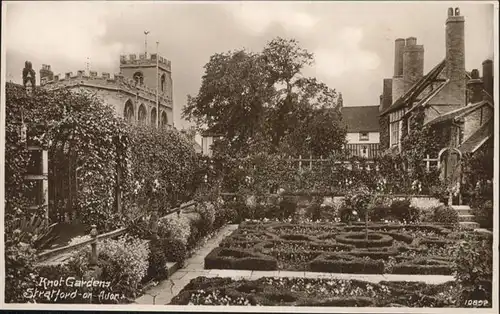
[24, 277, 126, 303]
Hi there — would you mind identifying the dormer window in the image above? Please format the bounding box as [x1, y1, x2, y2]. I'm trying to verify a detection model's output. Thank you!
[359, 132, 369, 141]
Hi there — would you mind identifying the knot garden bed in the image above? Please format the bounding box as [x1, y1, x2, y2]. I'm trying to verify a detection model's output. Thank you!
[169, 276, 462, 307]
[204, 221, 460, 275]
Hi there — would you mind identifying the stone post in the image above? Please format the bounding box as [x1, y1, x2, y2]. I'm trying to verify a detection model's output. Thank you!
[89, 225, 98, 266]
[150, 207, 159, 240]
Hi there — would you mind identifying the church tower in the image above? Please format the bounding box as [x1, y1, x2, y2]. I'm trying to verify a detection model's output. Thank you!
[119, 53, 173, 105]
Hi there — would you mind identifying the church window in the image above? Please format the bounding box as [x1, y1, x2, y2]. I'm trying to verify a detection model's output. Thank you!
[161, 74, 166, 92]
[133, 71, 144, 85]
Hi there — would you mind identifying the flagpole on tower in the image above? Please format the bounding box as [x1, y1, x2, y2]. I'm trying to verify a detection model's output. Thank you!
[156, 41, 160, 129]
[144, 31, 150, 57]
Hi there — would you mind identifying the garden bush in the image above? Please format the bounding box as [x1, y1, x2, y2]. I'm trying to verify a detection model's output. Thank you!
[4, 242, 39, 303]
[214, 205, 238, 229]
[158, 215, 191, 246]
[196, 202, 216, 234]
[472, 200, 493, 229]
[389, 199, 420, 223]
[145, 239, 169, 281]
[93, 235, 150, 299]
[454, 233, 493, 305]
[279, 196, 299, 219]
[432, 205, 459, 225]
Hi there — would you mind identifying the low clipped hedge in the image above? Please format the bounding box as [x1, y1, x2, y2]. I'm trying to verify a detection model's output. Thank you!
[309, 253, 385, 274]
[392, 258, 454, 275]
[335, 232, 393, 248]
[204, 247, 278, 270]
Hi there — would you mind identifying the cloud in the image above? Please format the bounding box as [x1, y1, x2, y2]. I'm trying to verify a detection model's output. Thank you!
[314, 27, 381, 78]
[228, 3, 319, 35]
[5, 2, 126, 72]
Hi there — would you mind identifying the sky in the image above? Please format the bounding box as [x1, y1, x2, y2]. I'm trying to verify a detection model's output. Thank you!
[3, 1, 495, 130]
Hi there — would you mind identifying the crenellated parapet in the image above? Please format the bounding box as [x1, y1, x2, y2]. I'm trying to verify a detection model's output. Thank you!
[42, 70, 172, 106]
[119, 53, 171, 72]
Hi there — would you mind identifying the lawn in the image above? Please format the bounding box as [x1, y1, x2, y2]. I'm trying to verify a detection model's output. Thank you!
[204, 221, 464, 275]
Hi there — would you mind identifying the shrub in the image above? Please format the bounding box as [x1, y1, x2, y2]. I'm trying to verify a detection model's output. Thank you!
[472, 200, 493, 229]
[279, 197, 298, 219]
[146, 239, 169, 281]
[369, 205, 392, 222]
[96, 235, 150, 299]
[432, 205, 459, 225]
[4, 242, 38, 303]
[158, 215, 191, 246]
[454, 233, 493, 304]
[214, 205, 238, 229]
[389, 199, 420, 223]
[195, 201, 216, 236]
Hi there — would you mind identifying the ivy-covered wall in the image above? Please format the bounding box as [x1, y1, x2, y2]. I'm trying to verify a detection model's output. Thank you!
[379, 114, 390, 150]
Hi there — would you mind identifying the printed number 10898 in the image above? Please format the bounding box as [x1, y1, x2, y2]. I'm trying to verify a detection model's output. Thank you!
[465, 299, 489, 307]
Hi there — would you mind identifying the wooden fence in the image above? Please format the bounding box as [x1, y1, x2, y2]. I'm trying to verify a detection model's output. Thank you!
[36, 200, 197, 263]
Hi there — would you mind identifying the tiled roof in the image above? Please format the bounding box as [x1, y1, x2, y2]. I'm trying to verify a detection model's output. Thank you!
[341, 106, 380, 133]
[380, 59, 446, 116]
[459, 118, 493, 153]
[425, 100, 493, 126]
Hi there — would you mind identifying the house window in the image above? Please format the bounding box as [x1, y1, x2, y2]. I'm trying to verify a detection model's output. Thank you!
[359, 132, 369, 141]
[390, 121, 400, 147]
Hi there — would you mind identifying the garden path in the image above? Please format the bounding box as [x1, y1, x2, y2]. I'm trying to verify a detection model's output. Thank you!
[134, 223, 455, 306]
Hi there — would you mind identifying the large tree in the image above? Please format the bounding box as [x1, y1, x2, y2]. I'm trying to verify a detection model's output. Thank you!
[183, 37, 346, 157]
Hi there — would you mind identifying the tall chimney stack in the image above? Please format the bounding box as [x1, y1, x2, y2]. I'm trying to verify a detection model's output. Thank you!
[381, 78, 393, 111]
[394, 38, 406, 77]
[392, 39, 406, 103]
[444, 7, 466, 106]
[467, 69, 483, 104]
[39, 64, 54, 86]
[403, 37, 425, 92]
[482, 59, 493, 97]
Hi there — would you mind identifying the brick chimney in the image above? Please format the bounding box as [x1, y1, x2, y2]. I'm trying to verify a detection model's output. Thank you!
[444, 7, 466, 106]
[39, 64, 54, 86]
[392, 39, 406, 103]
[403, 37, 424, 91]
[380, 78, 393, 112]
[482, 59, 493, 97]
[467, 69, 483, 104]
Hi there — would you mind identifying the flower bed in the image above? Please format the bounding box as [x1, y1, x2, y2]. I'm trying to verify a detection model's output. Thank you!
[170, 276, 468, 307]
[204, 221, 461, 275]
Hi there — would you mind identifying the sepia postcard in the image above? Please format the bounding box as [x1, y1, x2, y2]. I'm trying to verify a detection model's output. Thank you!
[1, 1, 498, 313]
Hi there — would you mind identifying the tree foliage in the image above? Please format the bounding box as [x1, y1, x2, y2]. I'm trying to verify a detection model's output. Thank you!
[183, 37, 346, 157]
[126, 125, 201, 216]
[4, 83, 129, 230]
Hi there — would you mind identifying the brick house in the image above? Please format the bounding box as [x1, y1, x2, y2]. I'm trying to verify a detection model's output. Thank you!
[378, 7, 494, 160]
[338, 94, 381, 159]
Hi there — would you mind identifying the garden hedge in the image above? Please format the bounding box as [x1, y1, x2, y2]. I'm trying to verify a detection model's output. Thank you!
[335, 232, 394, 248]
[309, 253, 385, 274]
[204, 247, 278, 270]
